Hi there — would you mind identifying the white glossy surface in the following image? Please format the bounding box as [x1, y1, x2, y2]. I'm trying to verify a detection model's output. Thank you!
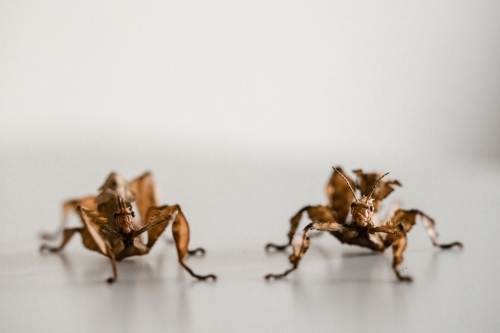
[0, 150, 498, 332]
[1, 1, 499, 331]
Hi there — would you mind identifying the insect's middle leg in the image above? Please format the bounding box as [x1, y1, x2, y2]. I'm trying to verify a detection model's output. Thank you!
[265, 206, 311, 252]
[414, 210, 463, 249]
[40, 196, 95, 240]
[42, 206, 118, 283]
[40, 227, 83, 252]
[40, 226, 118, 284]
[265, 224, 312, 279]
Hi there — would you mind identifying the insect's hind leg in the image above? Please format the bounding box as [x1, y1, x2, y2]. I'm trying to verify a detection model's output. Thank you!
[40, 227, 83, 252]
[266, 206, 311, 252]
[40, 196, 95, 240]
[416, 210, 463, 249]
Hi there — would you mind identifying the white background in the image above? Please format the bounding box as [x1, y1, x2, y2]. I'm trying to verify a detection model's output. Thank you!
[1, 1, 499, 332]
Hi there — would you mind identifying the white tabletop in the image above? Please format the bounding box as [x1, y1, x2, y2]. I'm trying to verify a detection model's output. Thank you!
[0, 149, 497, 333]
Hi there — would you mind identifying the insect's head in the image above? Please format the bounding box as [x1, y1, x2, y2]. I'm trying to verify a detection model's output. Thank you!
[113, 196, 137, 234]
[350, 196, 375, 226]
[332, 166, 389, 227]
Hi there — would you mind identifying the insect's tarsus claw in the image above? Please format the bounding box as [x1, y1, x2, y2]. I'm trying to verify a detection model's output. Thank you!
[399, 276, 413, 283]
[438, 241, 463, 249]
[395, 270, 413, 283]
[265, 269, 294, 280]
[188, 247, 206, 256]
[106, 277, 116, 284]
[39, 232, 57, 241]
[265, 243, 289, 252]
[196, 274, 217, 281]
[40, 244, 59, 253]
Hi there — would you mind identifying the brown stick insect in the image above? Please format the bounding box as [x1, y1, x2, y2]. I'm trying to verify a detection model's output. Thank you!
[40, 171, 216, 283]
[265, 167, 462, 282]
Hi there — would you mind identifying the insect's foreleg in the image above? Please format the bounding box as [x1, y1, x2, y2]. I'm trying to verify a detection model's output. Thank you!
[392, 234, 412, 282]
[187, 248, 205, 256]
[265, 223, 313, 279]
[105, 249, 118, 284]
[139, 205, 206, 257]
[40, 227, 83, 252]
[170, 205, 216, 281]
[370, 225, 398, 235]
[266, 206, 311, 252]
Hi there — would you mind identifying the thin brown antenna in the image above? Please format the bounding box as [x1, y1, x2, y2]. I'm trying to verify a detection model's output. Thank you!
[332, 166, 358, 201]
[367, 172, 389, 200]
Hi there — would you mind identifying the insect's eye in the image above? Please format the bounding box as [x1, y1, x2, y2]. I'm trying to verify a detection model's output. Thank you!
[131, 211, 135, 217]
[369, 206, 374, 212]
[113, 212, 119, 218]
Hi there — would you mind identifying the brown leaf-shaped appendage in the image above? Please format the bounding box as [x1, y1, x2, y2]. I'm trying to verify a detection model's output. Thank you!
[171, 206, 190, 261]
[326, 167, 355, 224]
[353, 169, 401, 211]
[82, 207, 109, 226]
[381, 209, 419, 248]
[391, 209, 419, 233]
[140, 205, 175, 247]
[130, 172, 159, 228]
[77, 206, 109, 255]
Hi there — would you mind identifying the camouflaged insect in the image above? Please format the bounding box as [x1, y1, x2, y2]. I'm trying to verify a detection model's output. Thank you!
[41, 172, 216, 283]
[265, 167, 462, 282]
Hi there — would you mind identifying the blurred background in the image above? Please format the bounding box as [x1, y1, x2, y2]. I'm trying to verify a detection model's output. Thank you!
[1, 1, 499, 332]
[2, 0, 499, 160]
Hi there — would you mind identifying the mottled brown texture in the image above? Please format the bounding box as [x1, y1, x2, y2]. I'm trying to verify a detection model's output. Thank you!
[265, 167, 462, 282]
[326, 166, 355, 224]
[353, 169, 401, 212]
[40, 171, 216, 283]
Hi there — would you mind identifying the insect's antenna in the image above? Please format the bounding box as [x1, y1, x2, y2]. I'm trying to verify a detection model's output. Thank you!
[367, 172, 390, 200]
[332, 166, 358, 201]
